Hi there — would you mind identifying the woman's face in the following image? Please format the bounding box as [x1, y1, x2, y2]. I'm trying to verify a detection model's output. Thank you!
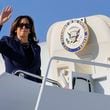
[16, 18, 31, 43]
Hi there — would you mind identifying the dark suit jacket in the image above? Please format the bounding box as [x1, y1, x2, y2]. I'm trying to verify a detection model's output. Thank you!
[0, 25, 42, 83]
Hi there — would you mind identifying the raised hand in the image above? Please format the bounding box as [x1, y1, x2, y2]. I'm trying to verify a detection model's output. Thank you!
[0, 6, 12, 25]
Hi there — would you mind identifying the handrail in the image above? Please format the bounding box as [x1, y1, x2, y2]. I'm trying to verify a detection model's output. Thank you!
[51, 56, 110, 68]
[35, 56, 110, 110]
[13, 70, 62, 88]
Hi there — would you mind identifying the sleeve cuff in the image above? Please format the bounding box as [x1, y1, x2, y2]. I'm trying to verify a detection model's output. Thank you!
[0, 25, 3, 31]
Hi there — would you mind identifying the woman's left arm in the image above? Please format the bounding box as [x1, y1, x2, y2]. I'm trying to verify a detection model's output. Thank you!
[0, 6, 12, 26]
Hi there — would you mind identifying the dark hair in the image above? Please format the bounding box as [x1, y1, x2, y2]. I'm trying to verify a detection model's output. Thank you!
[10, 15, 38, 43]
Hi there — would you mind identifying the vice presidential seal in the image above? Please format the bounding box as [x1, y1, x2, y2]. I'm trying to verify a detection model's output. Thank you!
[60, 19, 89, 52]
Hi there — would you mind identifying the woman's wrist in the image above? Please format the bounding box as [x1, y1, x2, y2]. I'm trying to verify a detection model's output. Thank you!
[0, 22, 3, 26]
[0, 20, 3, 26]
